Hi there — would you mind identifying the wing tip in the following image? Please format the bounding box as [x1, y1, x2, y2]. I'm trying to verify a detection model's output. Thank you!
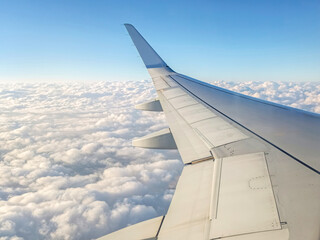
[124, 23, 134, 29]
[124, 23, 171, 71]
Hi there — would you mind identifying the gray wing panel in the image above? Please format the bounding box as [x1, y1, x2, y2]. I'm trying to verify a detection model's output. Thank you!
[172, 74, 320, 174]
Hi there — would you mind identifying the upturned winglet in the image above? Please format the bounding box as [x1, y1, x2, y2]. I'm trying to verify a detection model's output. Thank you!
[124, 24, 171, 70]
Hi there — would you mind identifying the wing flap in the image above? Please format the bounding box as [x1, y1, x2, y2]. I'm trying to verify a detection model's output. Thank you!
[157, 160, 214, 240]
[97, 216, 164, 240]
[210, 152, 281, 238]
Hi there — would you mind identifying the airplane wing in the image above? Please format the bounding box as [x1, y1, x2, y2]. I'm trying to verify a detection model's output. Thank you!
[97, 24, 320, 240]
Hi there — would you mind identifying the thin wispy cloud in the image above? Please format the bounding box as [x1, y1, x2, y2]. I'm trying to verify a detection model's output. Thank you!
[0, 81, 319, 240]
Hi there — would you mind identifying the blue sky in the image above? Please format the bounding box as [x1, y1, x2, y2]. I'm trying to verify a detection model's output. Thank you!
[0, 0, 319, 82]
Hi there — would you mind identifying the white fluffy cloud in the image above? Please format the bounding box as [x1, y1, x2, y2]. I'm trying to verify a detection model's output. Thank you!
[0, 81, 182, 240]
[211, 81, 320, 113]
[0, 80, 319, 240]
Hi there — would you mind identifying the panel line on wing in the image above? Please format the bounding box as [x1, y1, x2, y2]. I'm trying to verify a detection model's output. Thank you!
[262, 152, 282, 227]
[178, 104, 217, 124]
[155, 215, 166, 237]
[153, 77, 170, 90]
[210, 157, 223, 220]
[162, 75, 179, 87]
[193, 128, 214, 148]
[162, 87, 187, 99]
[168, 94, 199, 109]
[189, 116, 218, 125]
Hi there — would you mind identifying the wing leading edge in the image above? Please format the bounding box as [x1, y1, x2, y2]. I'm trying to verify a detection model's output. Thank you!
[98, 24, 320, 240]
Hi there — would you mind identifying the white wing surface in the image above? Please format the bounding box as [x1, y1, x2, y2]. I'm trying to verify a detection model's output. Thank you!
[98, 24, 320, 240]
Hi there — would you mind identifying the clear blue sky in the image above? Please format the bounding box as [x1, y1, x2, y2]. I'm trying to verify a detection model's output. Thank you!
[0, 0, 319, 82]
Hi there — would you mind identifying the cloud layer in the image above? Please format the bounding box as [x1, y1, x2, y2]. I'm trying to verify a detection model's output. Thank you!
[0, 80, 319, 240]
[211, 81, 320, 113]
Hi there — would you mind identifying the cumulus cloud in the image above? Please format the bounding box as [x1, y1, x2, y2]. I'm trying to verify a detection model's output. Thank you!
[211, 81, 320, 113]
[0, 80, 319, 240]
[0, 81, 182, 240]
